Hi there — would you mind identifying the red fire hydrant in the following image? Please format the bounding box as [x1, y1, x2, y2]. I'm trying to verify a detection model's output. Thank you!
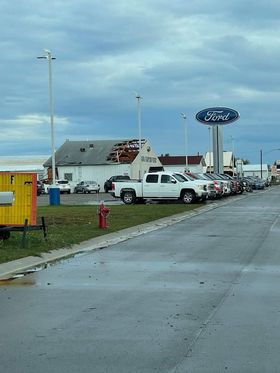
[98, 202, 110, 229]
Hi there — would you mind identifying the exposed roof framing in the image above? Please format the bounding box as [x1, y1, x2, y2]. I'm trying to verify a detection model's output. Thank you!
[106, 139, 146, 163]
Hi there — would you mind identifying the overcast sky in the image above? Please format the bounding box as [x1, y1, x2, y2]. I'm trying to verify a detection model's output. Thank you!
[1, 0, 280, 164]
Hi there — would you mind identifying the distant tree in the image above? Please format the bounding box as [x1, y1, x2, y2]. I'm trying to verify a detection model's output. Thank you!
[241, 159, 250, 165]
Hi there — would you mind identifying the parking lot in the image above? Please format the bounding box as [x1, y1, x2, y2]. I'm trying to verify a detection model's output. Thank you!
[37, 187, 266, 207]
[37, 191, 117, 206]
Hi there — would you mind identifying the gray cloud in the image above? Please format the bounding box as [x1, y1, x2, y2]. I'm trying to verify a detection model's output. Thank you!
[0, 0, 280, 164]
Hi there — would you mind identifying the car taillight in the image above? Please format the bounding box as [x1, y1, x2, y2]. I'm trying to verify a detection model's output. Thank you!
[112, 183, 115, 190]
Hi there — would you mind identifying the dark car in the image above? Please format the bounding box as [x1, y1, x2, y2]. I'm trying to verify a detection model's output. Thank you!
[239, 177, 253, 192]
[37, 181, 45, 196]
[104, 175, 130, 192]
[220, 174, 244, 194]
[246, 176, 266, 190]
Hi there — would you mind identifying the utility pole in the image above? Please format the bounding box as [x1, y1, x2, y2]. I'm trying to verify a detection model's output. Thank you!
[180, 113, 188, 172]
[260, 149, 263, 179]
[135, 93, 143, 179]
[37, 49, 56, 186]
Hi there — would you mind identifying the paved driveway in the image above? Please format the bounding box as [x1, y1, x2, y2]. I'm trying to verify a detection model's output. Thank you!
[1, 187, 279, 372]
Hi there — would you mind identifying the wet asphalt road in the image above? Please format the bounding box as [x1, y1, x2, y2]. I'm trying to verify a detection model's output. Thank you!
[1, 187, 280, 372]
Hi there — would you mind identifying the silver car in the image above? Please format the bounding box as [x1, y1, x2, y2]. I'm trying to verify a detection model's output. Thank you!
[74, 181, 100, 194]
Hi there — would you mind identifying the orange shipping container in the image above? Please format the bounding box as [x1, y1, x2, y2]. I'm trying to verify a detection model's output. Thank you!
[0, 172, 37, 226]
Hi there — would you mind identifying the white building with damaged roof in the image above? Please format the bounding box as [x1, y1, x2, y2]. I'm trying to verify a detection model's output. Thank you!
[43, 139, 163, 192]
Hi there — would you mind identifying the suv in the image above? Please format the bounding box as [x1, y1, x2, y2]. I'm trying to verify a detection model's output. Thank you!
[104, 175, 130, 193]
[56, 180, 71, 194]
[47, 179, 71, 194]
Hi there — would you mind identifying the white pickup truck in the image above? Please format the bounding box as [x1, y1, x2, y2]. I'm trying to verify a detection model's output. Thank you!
[111, 171, 209, 204]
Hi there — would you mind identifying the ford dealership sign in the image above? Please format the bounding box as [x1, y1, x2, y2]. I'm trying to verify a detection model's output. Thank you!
[196, 107, 239, 125]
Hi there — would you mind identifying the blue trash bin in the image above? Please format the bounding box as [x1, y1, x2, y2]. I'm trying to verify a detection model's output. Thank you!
[49, 187, 60, 205]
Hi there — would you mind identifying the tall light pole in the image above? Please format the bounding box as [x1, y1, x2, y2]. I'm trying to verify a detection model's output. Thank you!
[208, 126, 212, 173]
[260, 148, 263, 178]
[37, 49, 56, 186]
[180, 113, 188, 172]
[135, 93, 143, 179]
[230, 135, 235, 176]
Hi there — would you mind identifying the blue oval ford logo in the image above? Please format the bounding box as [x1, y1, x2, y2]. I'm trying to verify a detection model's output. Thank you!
[195, 107, 239, 125]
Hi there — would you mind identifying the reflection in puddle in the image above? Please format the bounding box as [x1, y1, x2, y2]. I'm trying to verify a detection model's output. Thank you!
[0, 276, 36, 286]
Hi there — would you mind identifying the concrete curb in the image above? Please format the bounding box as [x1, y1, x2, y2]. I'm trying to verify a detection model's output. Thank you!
[0, 195, 245, 280]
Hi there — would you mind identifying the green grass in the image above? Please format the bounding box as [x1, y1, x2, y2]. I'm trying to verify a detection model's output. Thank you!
[0, 203, 201, 264]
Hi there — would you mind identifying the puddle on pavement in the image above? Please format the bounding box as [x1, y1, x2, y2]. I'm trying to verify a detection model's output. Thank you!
[0, 267, 43, 286]
[0, 275, 36, 286]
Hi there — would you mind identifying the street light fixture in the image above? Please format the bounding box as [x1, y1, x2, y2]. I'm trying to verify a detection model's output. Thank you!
[37, 49, 56, 186]
[135, 92, 143, 179]
[180, 113, 188, 172]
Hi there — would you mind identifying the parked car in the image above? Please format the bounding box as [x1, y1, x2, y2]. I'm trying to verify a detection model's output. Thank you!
[246, 176, 266, 190]
[74, 181, 100, 194]
[206, 173, 232, 196]
[265, 178, 271, 187]
[47, 179, 71, 194]
[174, 172, 210, 201]
[239, 177, 253, 192]
[198, 173, 224, 197]
[219, 174, 244, 195]
[104, 175, 131, 193]
[37, 180, 45, 196]
[186, 172, 220, 199]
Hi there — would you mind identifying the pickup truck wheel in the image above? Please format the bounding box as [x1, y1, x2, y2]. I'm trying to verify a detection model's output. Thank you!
[181, 190, 195, 204]
[122, 191, 136, 204]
